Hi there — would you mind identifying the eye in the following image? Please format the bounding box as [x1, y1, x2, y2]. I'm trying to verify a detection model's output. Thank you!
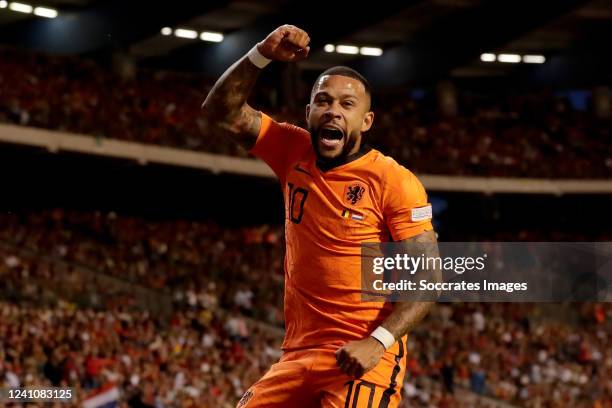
[342, 100, 355, 108]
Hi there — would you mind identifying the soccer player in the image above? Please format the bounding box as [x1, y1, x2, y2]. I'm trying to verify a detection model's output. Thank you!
[202, 24, 439, 408]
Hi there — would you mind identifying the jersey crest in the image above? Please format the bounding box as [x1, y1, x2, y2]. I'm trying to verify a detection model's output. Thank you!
[344, 183, 366, 206]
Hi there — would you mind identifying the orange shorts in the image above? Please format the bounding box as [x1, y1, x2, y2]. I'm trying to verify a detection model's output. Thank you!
[236, 340, 407, 408]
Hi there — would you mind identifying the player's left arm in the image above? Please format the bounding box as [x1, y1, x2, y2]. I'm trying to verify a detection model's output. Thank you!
[376, 229, 440, 337]
[336, 229, 441, 378]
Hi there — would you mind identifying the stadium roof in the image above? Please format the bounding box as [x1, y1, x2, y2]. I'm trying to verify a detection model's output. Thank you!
[1, 0, 611, 86]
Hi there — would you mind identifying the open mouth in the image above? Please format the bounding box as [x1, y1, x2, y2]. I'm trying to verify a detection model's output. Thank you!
[319, 127, 344, 148]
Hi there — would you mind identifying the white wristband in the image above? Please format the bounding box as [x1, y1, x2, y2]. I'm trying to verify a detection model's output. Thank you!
[247, 45, 272, 69]
[370, 326, 396, 350]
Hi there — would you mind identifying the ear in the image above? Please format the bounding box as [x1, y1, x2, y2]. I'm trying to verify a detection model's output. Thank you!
[361, 111, 374, 133]
[305, 104, 311, 122]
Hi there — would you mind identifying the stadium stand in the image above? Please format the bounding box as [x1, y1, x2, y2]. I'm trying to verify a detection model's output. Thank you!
[1, 47, 611, 178]
[2, 1, 612, 407]
[1, 209, 610, 407]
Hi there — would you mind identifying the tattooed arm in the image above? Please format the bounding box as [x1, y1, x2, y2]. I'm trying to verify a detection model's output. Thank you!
[378, 229, 440, 339]
[201, 25, 310, 150]
[336, 229, 440, 378]
[200, 58, 262, 149]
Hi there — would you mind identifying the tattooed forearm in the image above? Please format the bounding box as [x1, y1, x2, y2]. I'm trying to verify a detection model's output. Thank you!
[201, 56, 263, 148]
[381, 229, 441, 339]
[383, 302, 433, 340]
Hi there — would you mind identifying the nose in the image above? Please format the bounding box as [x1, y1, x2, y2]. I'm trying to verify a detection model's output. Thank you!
[322, 103, 342, 121]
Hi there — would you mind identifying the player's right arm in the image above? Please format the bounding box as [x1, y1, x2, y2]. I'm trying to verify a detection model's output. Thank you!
[201, 25, 310, 151]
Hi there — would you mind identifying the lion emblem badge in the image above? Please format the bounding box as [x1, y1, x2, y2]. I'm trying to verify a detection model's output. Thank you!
[344, 183, 366, 205]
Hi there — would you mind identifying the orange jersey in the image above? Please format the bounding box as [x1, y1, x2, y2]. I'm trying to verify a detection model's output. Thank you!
[251, 113, 433, 352]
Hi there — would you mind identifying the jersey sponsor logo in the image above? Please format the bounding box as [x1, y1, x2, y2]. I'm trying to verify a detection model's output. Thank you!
[237, 390, 253, 407]
[344, 183, 366, 205]
[411, 204, 432, 221]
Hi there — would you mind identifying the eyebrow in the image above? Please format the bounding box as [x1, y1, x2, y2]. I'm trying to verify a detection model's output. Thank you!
[313, 91, 358, 99]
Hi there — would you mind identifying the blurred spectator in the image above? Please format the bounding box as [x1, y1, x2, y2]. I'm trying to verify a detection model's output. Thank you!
[1, 46, 611, 178]
[0, 208, 610, 407]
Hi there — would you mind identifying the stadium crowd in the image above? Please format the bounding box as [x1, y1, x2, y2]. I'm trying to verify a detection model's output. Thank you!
[1, 46, 611, 178]
[405, 303, 611, 408]
[0, 209, 285, 325]
[0, 299, 282, 408]
[0, 209, 611, 407]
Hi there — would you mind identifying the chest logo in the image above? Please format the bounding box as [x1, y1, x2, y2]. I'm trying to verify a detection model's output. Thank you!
[344, 183, 366, 205]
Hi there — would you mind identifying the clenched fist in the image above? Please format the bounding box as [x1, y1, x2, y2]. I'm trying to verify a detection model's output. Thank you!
[335, 337, 385, 378]
[257, 25, 310, 62]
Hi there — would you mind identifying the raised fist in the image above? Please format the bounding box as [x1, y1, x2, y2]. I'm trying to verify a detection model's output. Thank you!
[257, 25, 310, 62]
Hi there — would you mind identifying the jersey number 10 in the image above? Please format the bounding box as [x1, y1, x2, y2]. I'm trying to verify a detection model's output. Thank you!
[287, 183, 309, 224]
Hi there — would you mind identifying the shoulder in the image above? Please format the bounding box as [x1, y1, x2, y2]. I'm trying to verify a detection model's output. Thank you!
[259, 112, 311, 143]
[255, 113, 312, 158]
[367, 149, 422, 189]
[250, 112, 313, 180]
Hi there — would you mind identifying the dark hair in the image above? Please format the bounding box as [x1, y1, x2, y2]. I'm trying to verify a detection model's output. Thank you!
[312, 66, 371, 98]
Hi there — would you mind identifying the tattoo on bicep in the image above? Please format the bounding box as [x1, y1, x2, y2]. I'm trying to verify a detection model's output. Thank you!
[235, 107, 261, 149]
[241, 106, 261, 135]
[400, 230, 439, 257]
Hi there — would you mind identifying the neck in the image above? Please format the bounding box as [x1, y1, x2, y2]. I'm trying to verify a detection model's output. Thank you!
[316, 144, 371, 172]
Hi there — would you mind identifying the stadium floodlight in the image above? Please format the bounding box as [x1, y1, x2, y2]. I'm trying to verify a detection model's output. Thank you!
[360, 47, 383, 56]
[9, 2, 33, 13]
[336, 45, 359, 55]
[498, 53, 521, 63]
[523, 54, 546, 64]
[173, 28, 198, 39]
[200, 31, 223, 42]
[480, 53, 496, 62]
[160, 27, 172, 36]
[324, 44, 335, 53]
[33, 6, 57, 18]
[0, 1, 7, 8]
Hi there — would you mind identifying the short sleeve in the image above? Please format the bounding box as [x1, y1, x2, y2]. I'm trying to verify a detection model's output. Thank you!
[383, 165, 433, 241]
[249, 112, 311, 182]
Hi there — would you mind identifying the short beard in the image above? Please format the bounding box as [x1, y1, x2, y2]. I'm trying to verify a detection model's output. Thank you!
[309, 126, 358, 163]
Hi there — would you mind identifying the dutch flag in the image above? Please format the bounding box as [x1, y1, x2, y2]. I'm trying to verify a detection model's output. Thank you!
[82, 383, 120, 408]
